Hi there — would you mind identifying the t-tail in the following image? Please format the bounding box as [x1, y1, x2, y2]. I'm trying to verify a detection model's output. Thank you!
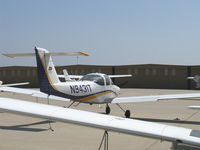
[2, 47, 90, 96]
[34, 47, 90, 95]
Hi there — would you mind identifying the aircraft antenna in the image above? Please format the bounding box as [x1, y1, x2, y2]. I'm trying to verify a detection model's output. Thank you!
[76, 56, 79, 64]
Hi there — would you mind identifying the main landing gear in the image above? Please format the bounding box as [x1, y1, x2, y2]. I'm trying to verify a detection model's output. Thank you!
[105, 104, 131, 118]
[105, 104, 111, 114]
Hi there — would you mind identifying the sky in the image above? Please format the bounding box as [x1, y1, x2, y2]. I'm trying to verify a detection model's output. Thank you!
[0, 0, 200, 66]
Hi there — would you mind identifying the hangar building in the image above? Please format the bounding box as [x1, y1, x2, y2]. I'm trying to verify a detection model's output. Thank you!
[0, 64, 200, 89]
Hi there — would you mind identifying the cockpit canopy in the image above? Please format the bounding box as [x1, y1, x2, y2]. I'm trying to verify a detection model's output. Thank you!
[80, 73, 112, 86]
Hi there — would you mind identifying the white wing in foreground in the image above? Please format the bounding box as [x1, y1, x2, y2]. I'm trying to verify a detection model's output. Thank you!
[0, 97, 199, 147]
[188, 106, 200, 110]
[111, 93, 200, 103]
[0, 87, 70, 102]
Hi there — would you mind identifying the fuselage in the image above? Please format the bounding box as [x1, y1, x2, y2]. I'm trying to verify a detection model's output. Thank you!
[53, 73, 120, 104]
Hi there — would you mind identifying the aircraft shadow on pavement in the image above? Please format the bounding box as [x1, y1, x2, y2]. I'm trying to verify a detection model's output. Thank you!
[177, 144, 200, 150]
[0, 120, 55, 132]
[132, 117, 200, 125]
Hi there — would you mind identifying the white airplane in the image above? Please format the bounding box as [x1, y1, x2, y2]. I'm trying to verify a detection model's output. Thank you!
[0, 97, 200, 150]
[2, 47, 200, 118]
[0, 80, 29, 87]
[187, 75, 200, 88]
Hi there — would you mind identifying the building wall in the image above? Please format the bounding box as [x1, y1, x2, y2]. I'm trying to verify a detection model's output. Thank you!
[114, 65, 188, 89]
[0, 66, 38, 88]
[190, 66, 200, 89]
[0, 64, 199, 89]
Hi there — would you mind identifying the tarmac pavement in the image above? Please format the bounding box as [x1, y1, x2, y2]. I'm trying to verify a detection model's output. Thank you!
[0, 88, 200, 150]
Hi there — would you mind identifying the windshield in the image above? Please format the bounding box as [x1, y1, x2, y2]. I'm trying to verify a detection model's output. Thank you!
[104, 75, 111, 85]
[81, 74, 105, 86]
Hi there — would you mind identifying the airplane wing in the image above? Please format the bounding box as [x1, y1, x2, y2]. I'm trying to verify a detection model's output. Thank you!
[111, 93, 200, 103]
[187, 77, 195, 80]
[0, 97, 199, 147]
[58, 75, 83, 79]
[1, 82, 30, 87]
[0, 87, 70, 102]
[58, 74, 132, 79]
[188, 106, 200, 110]
[2, 86, 200, 104]
[108, 74, 132, 78]
[0, 81, 29, 87]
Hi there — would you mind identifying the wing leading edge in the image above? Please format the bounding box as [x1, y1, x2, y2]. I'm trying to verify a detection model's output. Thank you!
[0, 97, 199, 147]
[111, 93, 200, 103]
[0, 81, 29, 87]
[0, 87, 70, 102]
[188, 106, 200, 110]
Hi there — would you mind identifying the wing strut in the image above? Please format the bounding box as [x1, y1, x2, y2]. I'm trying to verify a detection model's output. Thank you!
[115, 103, 131, 118]
[171, 141, 178, 150]
[47, 94, 54, 131]
[98, 131, 109, 150]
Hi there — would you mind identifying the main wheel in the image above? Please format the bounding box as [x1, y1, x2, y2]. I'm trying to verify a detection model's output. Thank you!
[106, 105, 111, 114]
[125, 110, 131, 118]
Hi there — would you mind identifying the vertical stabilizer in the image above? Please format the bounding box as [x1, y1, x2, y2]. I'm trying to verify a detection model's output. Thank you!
[35, 47, 60, 94]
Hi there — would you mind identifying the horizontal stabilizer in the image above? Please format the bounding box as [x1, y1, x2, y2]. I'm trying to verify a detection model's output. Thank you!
[2, 52, 89, 58]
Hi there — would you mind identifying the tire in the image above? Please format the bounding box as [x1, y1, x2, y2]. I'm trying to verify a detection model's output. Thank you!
[125, 110, 131, 118]
[106, 106, 110, 114]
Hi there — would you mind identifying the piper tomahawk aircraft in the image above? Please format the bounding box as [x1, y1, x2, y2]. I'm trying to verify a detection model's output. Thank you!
[0, 97, 200, 150]
[2, 47, 200, 118]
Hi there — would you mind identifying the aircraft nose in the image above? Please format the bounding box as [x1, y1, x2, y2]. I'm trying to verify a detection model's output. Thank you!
[114, 85, 120, 95]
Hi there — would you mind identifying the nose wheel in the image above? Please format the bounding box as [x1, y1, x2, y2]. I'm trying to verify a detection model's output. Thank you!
[105, 104, 110, 114]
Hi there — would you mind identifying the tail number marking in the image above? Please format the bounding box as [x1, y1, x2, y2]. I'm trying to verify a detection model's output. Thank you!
[70, 85, 92, 94]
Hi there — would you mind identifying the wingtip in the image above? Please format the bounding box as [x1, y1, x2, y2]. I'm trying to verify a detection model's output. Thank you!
[80, 52, 90, 56]
[188, 106, 200, 109]
[2, 54, 14, 58]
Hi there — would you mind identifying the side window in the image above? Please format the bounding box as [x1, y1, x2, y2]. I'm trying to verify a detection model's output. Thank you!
[95, 77, 105, 86]
[104, 75, 110, 85]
